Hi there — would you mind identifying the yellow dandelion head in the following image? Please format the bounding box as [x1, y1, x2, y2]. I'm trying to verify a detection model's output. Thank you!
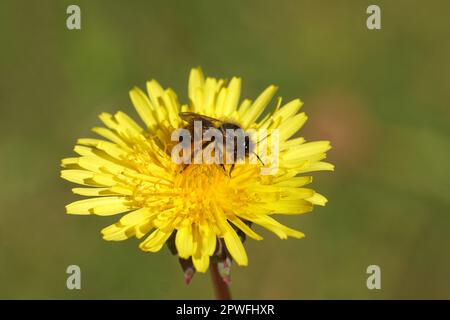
[61, 67, 334, 278]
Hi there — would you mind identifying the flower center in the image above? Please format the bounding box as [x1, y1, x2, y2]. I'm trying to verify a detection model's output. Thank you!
[173, 164, 238, 222]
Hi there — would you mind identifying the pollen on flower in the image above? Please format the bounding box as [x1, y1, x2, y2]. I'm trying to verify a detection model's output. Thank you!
[174, 165, 254, 221]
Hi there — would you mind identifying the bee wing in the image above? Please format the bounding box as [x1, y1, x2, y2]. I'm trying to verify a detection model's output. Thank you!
[179, 112, 223, 127]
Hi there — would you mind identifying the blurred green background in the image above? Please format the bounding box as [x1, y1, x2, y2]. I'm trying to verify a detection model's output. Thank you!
[1, 0, 449, 299]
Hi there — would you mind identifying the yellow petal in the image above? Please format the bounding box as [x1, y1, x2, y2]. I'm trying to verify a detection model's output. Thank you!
[188, 68, 205, 110]
[114, 111, 143, 136]
[199, 222, 217, 256]
[229, 217, 263, 241]
[240, 85, 277, 129]
[89, 172, 119, 186]
[98, 112, 119, 131]
[61, 170, 99, 187]
[223, 223, 248, 266]
[119, 208, 153, 226]
[248, 214, 305, 239]
[175, 225, 194, 259]
[297, 161, 335, 173]
[237, 99, 252, 118]
[273, 98, 303, 120]
[222, 77, 241, 118]
[161, 88, 181, 128]
[101, 223, 135, 241]
[91, 127, 128, 148]
[192, 253, 210, 273]
[72, 187, 118, 196]
[263, 200, 313, 214]
[129, 87, 157, 130]
[135, 223, 152, 239]
[213, 87, 227, 117]
[278, 112, 308, 141]
[146, 80, 165, 108]
[65, 196, 131, 216]
[283, 141, 332, 161]
[61, 157, 80, 169]
[108, 185, 133, 195]
[280, 137, 305, 151]
[139, 229, 173, 252]
[202, 78, 223, 116]
[75, 142, 126, 161]
[306, 192, 328, 206]
[273, 176, 313, 187]
[257, 97, 282, 129]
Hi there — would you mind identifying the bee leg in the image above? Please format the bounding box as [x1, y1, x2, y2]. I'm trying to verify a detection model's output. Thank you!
[179, 163, 189, 173]
[220, 163, 227, 175]
[228, 163, 235, 178]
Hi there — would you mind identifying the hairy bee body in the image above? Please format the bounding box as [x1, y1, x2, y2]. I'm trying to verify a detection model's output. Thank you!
[178, 112, 254, 176]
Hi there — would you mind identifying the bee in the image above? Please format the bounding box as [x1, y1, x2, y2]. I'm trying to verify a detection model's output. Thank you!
[178, 112, 263, 176]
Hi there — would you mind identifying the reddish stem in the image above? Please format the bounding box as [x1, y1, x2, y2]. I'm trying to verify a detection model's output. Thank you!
[210, 261, 231, 300]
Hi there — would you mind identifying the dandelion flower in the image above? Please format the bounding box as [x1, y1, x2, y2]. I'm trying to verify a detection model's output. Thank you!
[61, 68, 333, 281]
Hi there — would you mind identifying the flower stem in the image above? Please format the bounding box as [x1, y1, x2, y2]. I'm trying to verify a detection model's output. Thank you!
[210, 261, 231, 300]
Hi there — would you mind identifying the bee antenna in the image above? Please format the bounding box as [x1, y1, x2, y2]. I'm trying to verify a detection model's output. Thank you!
[256, 132, 272, 144]
[253, 152, 265, 166]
